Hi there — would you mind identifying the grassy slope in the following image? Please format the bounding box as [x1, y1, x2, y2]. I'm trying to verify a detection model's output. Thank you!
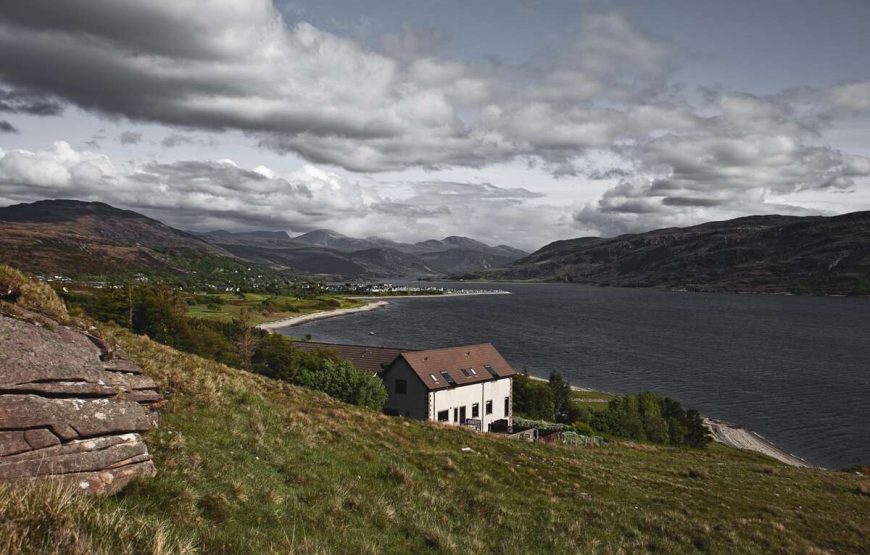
[3, 326, 868, 553]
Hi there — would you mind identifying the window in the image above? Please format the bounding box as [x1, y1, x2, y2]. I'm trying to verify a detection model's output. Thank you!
[504, 396, 510, 416]
[461, 368, 471, 377]
[485, 400, 493, 415]
[469, 368, 477, 375]
[453, 407, 459, 422]
[429, 373, 439, 383]
[437, 410, 449, 422]
[471, 403, 479, 418]
[459, 406, 467, 422]
[395, 379, 407, 395]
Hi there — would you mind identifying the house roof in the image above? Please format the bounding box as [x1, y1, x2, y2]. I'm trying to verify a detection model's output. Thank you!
[290, 341, 408, 374]
[395, 343, 517, 391]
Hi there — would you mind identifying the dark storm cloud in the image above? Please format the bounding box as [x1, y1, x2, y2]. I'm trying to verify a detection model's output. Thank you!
[371, 201, 451, 218]
[119, 131, 143, 145]
[662, 196, 726, 208]
[586, 168, 633, 180]
[0, 86, 64, 115]
[0, 120, 17, 133]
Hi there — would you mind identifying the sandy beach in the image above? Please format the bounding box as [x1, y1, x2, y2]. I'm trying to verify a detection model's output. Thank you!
[704, 418, 816, 468]
[257, 300, 389, 331]
[256, 290, 510, 332]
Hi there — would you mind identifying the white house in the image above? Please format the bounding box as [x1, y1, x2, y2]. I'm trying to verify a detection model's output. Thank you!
[380, 343, 516, 432]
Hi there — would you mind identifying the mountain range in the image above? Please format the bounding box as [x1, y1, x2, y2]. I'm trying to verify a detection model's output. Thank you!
[202, 227, 526, 277]
[0, 199, 527, 278]
[495, 211, 870, 294]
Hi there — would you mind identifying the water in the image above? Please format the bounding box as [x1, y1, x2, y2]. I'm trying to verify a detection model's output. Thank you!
[281, 282, 870, 469]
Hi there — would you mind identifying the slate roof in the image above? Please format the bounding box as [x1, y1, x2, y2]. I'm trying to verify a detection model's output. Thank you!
[289, 341, 408, 374]
[395, 343, 517, 391]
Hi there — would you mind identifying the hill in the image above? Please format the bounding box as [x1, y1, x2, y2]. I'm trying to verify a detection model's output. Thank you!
[0, 199, 527, 279]
[0, 200, 242, 279]
[1, 280, 867, 553]
[497, 212, 870, 294]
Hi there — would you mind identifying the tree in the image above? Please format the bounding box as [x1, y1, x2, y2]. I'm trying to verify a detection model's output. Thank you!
[294, 359, 387, 411]
[235, 308, 259, 370]
[548, 371, 573, 423]
[513, 372, 555, 420]
[685, 410, 711, 448]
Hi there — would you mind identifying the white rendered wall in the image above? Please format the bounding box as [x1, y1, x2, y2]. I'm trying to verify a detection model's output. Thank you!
[430, 377, 512, 430]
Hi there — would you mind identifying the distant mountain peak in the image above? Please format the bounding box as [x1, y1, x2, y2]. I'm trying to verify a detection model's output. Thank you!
[0, 198, 148, 223]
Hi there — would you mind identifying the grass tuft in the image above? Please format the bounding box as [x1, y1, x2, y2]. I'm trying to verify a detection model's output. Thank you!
[0, 265, 68, 321]
[0, 481, 194, 554]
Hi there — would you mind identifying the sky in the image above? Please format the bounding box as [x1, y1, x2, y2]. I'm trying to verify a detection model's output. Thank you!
[0, 0, 868, 251]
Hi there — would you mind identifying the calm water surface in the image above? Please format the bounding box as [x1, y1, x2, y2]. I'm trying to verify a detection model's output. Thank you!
[282, 282, 870, 468]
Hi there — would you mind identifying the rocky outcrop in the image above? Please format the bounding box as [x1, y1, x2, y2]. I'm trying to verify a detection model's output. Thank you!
[0, 311, 162, 494]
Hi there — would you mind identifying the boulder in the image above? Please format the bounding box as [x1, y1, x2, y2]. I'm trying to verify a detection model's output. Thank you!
[0, 311, 161, 494]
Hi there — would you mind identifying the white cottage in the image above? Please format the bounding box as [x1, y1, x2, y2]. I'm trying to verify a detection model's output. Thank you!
[380, 343, 516, 432]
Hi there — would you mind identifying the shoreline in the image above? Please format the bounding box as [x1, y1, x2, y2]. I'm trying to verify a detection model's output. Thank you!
[257, 290, 509, 332]
[520, 377, 817, 468]
[704, 418, 817, 468]
[256, 300, 389, 331]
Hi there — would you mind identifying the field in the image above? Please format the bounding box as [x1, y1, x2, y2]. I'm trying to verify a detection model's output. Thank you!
[185, 292, 363, 326]
[3, 324, 867, 554]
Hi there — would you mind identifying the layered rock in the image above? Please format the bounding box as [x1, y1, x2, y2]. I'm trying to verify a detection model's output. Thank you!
[0, 312, 161, 494]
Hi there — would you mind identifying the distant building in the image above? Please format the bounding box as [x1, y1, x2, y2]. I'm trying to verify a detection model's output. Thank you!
[292, 341, 516, 432]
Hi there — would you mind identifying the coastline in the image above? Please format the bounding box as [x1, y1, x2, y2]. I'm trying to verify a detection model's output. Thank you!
[522, 377, 817, 468]
[704, 418, 817, 468]
[256, 300, 389, 331]
[256, 290, 509, 332]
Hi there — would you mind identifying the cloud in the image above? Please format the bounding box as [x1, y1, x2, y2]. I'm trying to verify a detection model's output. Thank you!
[0, 2, 868, 240]
[0, 142, 564, 249]
[161, 132, 218, 148]
[0, 2, 702, 173]
[0, 86, 64, 115]
[0, 120, 17, 133]
[119, 131, 143, 145]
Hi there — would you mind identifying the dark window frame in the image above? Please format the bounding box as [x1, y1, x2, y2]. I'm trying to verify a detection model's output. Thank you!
[437, 410, 449, 422]
[485, 400, 493, 415]
[471, 403, 479, 418]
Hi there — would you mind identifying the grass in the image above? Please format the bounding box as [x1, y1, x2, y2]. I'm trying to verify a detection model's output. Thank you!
[3, 324, 863, 553]
[0, 265, 68, 321]
[572, 388, 616, 410]
[185, 292, 363, 325]
[0, 481, 194, 554]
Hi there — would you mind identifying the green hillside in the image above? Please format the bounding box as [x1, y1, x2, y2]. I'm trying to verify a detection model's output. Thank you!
[3, 318, 868, 554]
